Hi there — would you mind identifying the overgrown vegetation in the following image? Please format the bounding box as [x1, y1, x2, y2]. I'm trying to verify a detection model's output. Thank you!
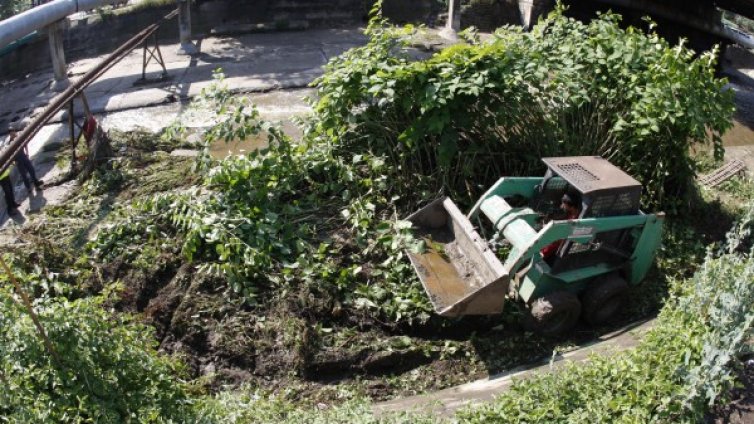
[311, 5, 734, 211]
[0, 292, 191, 422]
[0, 5, 747, 423]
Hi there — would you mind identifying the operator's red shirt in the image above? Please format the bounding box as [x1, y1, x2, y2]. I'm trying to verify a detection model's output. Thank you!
[540, 210, 579, 259]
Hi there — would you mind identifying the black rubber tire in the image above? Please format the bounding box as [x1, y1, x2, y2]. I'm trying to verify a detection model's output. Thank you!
[582, 274, 629, 326]
[523, 291, 581, 336]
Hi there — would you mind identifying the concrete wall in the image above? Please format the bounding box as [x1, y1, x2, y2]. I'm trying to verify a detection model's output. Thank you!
[461, 0, 522, 32]
[197, 0, 370, 31]
[382, 0, 435, 25]
[0, 0, 530, 80]
[0, 31, 50, 79]
[0, 0, 373, 79]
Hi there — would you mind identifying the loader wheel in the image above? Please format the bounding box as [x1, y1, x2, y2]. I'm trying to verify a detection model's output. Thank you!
[523, 291, 581, 336]
[582, 274, 629, 326]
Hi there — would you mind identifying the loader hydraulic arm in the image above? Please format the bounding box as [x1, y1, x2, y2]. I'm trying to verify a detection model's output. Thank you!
[502, 214, 655, 273]
[468, 177, 542, 219]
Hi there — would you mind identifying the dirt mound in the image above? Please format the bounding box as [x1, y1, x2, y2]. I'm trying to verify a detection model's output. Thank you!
[106, 253, 443, 393]
[115, 259, 258, 385]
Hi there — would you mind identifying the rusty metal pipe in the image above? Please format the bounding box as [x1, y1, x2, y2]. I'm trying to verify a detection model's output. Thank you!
[0, 8, 178, 174]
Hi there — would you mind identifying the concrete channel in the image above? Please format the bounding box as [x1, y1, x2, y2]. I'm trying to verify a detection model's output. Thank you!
[373, 319, 655, 417]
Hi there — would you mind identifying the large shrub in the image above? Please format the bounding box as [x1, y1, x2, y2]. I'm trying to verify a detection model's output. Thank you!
[311, 7, 734, 210]
[0, 289, 190, 423]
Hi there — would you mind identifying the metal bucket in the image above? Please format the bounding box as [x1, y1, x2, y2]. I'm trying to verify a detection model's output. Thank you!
[406, 197, 510, 317]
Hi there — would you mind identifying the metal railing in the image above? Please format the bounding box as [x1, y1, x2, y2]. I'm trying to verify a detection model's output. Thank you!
[0, 8, 178, 175]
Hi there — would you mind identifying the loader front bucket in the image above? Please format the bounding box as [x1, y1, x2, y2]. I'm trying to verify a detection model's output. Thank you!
[406, 197, 509, 317]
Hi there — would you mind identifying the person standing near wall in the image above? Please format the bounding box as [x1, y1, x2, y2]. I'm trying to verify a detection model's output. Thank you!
[0, 165, 20, 216]
[9, 125, 43, 194]
[1, 124, 21, 216]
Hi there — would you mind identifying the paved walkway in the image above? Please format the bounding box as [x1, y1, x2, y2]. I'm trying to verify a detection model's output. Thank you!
[373, 319, 655, 418]
[0, 28, 368, 225]
[0, 28, 367, 135]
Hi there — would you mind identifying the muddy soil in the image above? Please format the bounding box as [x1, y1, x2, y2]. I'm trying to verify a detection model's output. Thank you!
[104, 223, 670, 402]
[108, 253, 482, 399]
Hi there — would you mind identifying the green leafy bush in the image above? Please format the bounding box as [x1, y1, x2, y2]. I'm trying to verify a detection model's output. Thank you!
[680, 206, 754, 413]
[311, 7, 734, 210]
[190, 389, 435, 424]
[0, 289, 190, 423]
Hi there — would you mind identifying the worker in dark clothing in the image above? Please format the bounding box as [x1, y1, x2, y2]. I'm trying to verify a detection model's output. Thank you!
[1, 167, 19, 216]
[540, 192, 582, 261]
[9, 130, 43, 193]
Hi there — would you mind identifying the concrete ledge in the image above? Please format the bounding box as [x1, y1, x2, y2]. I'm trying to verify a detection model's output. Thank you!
[373, 319, 655, 418]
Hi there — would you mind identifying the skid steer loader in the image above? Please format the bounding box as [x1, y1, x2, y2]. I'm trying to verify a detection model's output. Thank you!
[406, 156, 664, 335]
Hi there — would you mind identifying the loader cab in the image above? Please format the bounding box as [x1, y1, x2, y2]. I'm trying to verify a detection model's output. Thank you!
[536, 157, 643, 273]
[534, 157, 642, 220]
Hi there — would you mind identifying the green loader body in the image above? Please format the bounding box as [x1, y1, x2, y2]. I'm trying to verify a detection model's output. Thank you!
[406, 156, 665, 334]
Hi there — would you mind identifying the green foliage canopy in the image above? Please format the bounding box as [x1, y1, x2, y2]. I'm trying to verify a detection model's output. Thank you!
[312, 9, 734, 210]
[0, 290, 190, 423]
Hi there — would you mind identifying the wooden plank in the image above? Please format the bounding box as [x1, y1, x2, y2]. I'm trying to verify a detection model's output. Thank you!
[700, 159, 747, 187]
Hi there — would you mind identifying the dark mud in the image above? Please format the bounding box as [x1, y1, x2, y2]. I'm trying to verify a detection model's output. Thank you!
[105, 252, 447, 396]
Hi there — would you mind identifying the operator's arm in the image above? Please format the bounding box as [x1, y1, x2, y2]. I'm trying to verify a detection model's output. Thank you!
[540, 240, 561, 259]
